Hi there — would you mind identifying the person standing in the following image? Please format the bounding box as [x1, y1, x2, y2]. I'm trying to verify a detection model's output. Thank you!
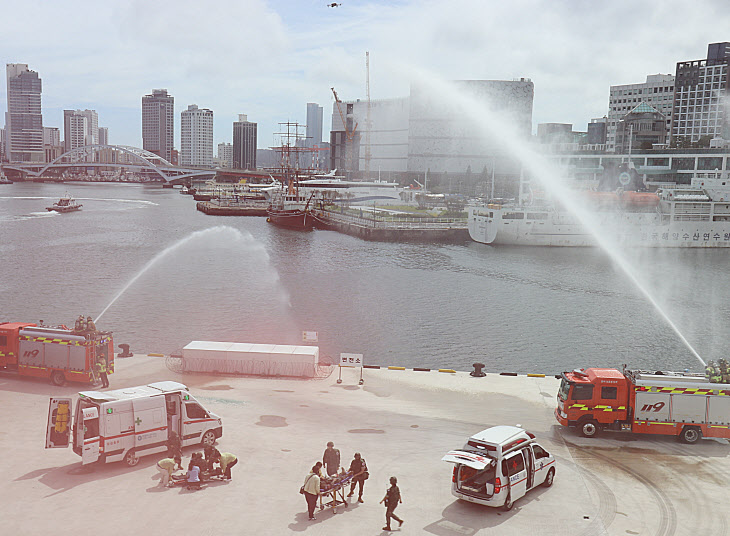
[347, 452, 367, 503]
[380, 476, 403, 531]
[156, 455, 181, 487]
[302, 465, 321, 521]
[322, 441, 340, 476]
[167, 431, 183, 469]
[96, 356, 109, 388]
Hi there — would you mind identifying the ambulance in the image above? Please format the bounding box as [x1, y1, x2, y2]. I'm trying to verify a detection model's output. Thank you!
[441, 426, 556, 510]
[45, 381, 223, 466]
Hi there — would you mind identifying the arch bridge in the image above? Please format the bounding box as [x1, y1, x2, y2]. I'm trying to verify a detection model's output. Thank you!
[2, 145, 216, 183]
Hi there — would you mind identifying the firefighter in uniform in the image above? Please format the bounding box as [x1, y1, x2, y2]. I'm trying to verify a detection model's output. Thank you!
[86, 316, 96, 332]
[717, 358, 730, 383]
[96, 356, 109, 388]
[75, 315, 84, 332]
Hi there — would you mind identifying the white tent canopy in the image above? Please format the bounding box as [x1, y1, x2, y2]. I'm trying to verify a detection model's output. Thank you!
[181, 341, 320, 378]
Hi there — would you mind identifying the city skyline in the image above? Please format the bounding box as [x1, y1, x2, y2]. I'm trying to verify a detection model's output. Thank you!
[1, 0, 728, 152]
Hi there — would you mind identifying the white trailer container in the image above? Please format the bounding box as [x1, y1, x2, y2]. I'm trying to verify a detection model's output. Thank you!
[45, 381, 223, 466]
[182, 341, 319, 378]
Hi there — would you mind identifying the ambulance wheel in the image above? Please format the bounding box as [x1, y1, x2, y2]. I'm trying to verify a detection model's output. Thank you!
[579, 419, 599, 438]
[201, 430, 216, 447]
[543, 467, 555, 488]
[503, 491, 514, 511]
[124, 449, 140, 467]
[680, 426, 701, 444]
[51, 371, 66, 387]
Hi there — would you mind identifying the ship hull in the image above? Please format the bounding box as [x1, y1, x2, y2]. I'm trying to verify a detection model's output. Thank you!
[468, 206, 730, 247]
[266, 208, 314, 230]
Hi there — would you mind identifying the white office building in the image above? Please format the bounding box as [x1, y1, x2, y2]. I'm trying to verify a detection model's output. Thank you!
[606, 74, 675, 152]
[63, 109, 98, 152]
[217, 142, 233, 168]
[181, 104, 214, 167]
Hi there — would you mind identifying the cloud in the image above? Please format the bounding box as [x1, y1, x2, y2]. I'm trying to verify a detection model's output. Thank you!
[2, 0, 729, 149]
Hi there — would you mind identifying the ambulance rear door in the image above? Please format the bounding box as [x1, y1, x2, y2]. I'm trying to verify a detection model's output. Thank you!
[81, 406, 101, 465]
[131, 395, 167, 456]
[46, 397, 73, 448]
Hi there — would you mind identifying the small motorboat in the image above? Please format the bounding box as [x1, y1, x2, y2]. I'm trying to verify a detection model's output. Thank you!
[0, 172, 13, 184]
[47, 193, 82, 213]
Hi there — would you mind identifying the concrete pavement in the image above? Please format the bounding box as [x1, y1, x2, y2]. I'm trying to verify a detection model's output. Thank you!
[1, 355, 728, 535]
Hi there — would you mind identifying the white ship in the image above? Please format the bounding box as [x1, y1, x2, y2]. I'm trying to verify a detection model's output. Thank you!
[296, 172, 418, 206]
[468, 177, 730, 247]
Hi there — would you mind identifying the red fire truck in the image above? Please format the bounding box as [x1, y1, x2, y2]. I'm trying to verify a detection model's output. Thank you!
[556, 367, 730, 444]
[0, 321, 114, 386]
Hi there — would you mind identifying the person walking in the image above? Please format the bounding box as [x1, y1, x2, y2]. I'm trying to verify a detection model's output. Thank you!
[156, 455, 181, 487]
[380, 476, 403, 531]
[322, 441, 340, 476]
[96, 356, 109, 388]
[302, 465, 321, 521]
[347, 452, 368, 503]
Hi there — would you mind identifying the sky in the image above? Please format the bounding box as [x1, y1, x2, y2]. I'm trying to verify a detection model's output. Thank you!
[2, 0, 729, 152]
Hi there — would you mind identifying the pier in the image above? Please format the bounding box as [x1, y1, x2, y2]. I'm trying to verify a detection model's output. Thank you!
[2, 354, 727, 535]
[196, 200, 269, 216]
[313, 207, 469, 242]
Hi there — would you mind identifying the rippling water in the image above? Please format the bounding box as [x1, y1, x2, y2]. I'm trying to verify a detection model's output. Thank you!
[1, 182, 728, 374]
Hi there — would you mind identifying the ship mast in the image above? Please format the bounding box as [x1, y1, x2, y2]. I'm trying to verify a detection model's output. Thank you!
[365, 51, 372, 180]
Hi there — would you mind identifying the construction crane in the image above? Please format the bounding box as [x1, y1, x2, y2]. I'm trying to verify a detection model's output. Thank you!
[364, 51, 372, 179]
[331, 87, 358, 171]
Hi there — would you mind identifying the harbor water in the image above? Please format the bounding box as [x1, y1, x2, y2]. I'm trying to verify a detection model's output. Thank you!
[1, 182, 728, 374]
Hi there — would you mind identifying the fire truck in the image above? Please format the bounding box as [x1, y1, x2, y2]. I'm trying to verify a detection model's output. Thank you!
[556, 367, 730, 443]
[0, 321, 114, 386]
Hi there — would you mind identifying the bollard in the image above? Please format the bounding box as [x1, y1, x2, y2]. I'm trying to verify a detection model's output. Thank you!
[470, 363, 486, 377]
[118, 343, 133, 358]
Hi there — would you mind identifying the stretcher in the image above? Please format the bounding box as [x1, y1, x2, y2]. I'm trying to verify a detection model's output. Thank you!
[319, 471, 354, 514]
[170, 466, 226, 488]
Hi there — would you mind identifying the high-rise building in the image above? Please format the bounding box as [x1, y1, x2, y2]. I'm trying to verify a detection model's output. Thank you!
[0, 127, 5, 161]
[63, 109, 99, 152]
[5, 63, 44, 162]
[233, 114, 257, 169]
[43, 126, 63, 162]
[217, 142, 233, 168]
[180, 104, 214, 167]
[98, 127, 108, 146]
[306, 103, 323, 147]
[330, 79, 534, 174]
[142, 89, 174, 162]
[606, 74, 674, 152]
[672, 42, 730, 144]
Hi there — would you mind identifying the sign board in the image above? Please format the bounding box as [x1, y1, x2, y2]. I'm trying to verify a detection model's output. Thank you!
[340, 353, 364, 367]
[302, 331, 318, 343]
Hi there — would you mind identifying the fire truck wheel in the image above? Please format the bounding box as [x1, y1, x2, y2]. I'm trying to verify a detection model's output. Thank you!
[543, 467, 555, 488]
[679, 426, 701, 444]
[502, 491, 514, 511]
[124, 449, 140, 467]
[579, 419, 599, 438]
[50, 371, 66, 387]
[201, 430, 216, 447]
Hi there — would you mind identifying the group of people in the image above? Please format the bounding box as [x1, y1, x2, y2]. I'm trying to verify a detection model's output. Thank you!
[157, 432, 238, 490]
[301, 441, 403, 531]
[73, 314, 97, 333]
[706, 359, 730, 383]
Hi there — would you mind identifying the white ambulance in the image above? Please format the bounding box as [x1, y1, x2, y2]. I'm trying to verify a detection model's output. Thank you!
[45, 381, 223, 466]
[441, 426, 555, 510]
